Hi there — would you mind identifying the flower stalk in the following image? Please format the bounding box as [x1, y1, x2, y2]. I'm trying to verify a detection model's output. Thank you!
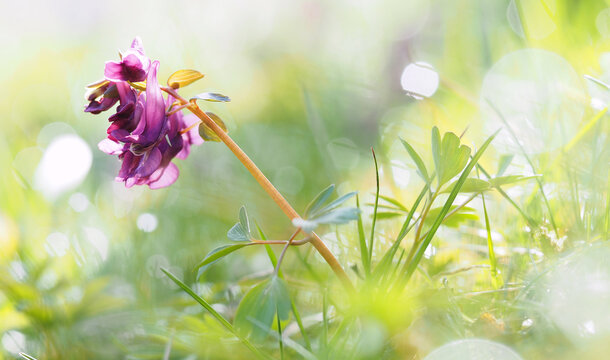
[161, 87, 355, 292]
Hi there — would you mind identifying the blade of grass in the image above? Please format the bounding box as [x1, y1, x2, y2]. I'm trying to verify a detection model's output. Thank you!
[398, 130, 499, 288]
[161, 268, 270, 360]
[356, 195, 370, 275]
[277, 305, 284, 360]
[368, 148, 380, 264]
[373, 183, 428, 279]
[480, 186, 500, 287]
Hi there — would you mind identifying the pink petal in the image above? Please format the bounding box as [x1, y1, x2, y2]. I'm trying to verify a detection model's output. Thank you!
[104, 61, 125, 82]
[148, 162, 179, 189]
[98, 139, 125, 155]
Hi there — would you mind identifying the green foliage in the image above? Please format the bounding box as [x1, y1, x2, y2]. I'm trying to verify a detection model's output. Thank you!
[234, 276, 291, 342]
[431, 127, 471, 188]
[227, 206, 251, 242]
[295, 184, 359, 232]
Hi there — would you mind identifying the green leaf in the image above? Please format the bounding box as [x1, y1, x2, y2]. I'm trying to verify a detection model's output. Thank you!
[376, 212, 404, 220]
[400, 138, 429, 183]
[424, 206, 479, 228]
[239, 206, 251, 235]
[316, 191, 357, 216]
[488, 175, 540, 188]
[431, 127, 442, 180]
[294, 207, 360, 232]
[356, 195, 370, 275]
[190, 92, 231, 102]
[496, 154, 514, 176]
[227, 207, 251, 241]
[167, 69, 204, 89]
[378, 194, 408, 211]
[161, 268, 269, 359]
[198, 112, 228, 142]
[312, 207, 360, 226]
[304, 184, 335, 217]
[401, 130, 498, 287]
[234, 276, 291, 342]
[195, 244, 250, 275]
[439, 132, 471, 186]
[442, 178, 490, 194]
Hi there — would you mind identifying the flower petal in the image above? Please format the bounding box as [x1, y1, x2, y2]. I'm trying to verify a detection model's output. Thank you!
[134, 147, 162, 178]
[148, 162, 179, 189]
[98, 139, 125, 155]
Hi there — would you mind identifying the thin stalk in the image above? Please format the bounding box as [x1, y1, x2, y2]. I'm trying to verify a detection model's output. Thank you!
[162, 87, 354, 292]
[274, 229, 302, 276]
[368, 148, 380, 264]
[405, 192, 438, 264]
[356, 195, 370, 276]
[276, 305, 284, 360]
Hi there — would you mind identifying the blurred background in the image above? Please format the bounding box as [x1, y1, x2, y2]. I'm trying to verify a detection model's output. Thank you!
[1, 0, 609, 359]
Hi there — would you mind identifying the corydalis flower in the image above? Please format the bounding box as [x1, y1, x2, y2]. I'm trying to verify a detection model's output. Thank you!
[104, 37, 151, 83]
[87, 37, 203, 189]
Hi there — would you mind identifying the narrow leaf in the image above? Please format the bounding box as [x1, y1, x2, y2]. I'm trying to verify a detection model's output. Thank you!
[239, 206, 250, 235]
[356, 195, 370, 275]
[489, 175, 540, 188]
[235, 277, 291, 342]
[195, 244, 250, 273]
[496, 154, 514, 176]
[441, 178, 490, 194]
[304, 184, 335, 217]
[191, 92, 231, 102]
[161, 268, 268, 359]
[378, 194, 408, 211]
[400, 138, 429, 182]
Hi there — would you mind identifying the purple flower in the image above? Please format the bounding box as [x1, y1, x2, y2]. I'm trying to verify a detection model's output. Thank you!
[87, 37, 204, 189]
[104, 37, 151, 83]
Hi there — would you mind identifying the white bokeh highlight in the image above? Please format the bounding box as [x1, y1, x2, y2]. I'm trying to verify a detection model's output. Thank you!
[34, 134, 92, 200]
[424, 339, 523, 360]
[400, 62, 439, 99]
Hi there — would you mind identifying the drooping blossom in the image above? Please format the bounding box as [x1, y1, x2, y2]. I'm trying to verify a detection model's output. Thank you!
[86, 37, 203, 189]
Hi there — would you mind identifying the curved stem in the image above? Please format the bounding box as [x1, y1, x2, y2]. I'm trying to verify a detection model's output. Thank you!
[163, 87, 355, 292]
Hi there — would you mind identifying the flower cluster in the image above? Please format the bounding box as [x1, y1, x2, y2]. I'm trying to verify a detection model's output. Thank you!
[85, 37, 202, 189]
